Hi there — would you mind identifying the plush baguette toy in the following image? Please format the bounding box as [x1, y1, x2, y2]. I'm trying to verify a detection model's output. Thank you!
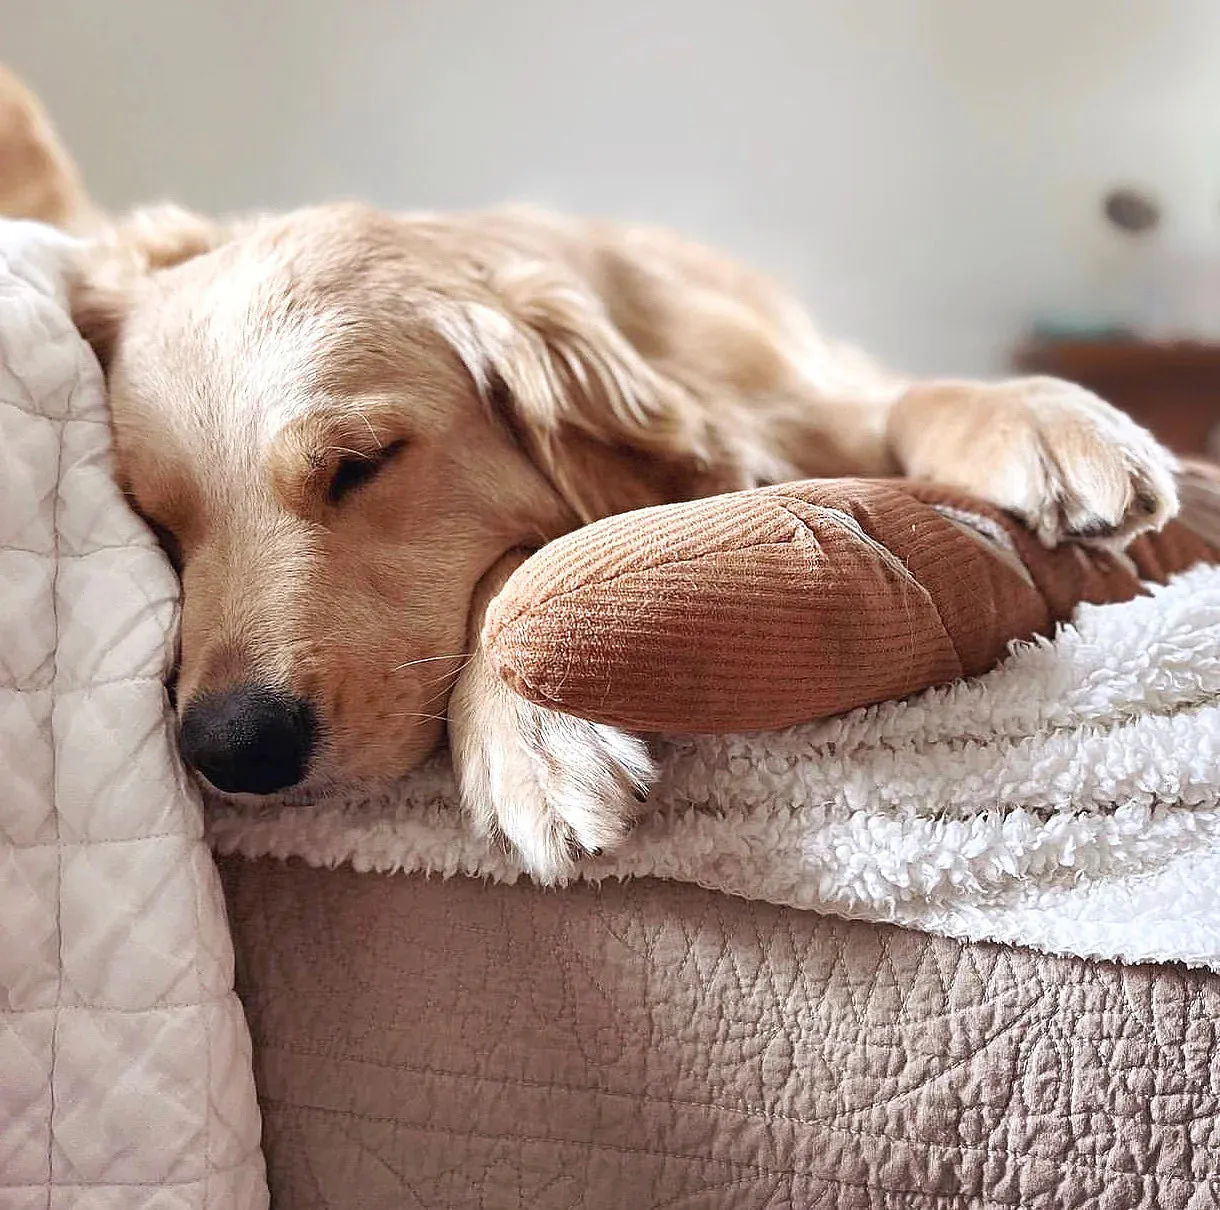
[482, 466, 1220, 733]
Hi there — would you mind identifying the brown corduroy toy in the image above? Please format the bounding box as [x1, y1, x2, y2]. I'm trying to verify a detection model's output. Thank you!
[482, 468, 1220, 734]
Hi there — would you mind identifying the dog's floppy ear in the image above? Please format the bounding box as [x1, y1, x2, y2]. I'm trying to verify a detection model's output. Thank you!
[0, 63, 99, 232]
[70, 204, 225, 369]
[438, 261, 747, 521]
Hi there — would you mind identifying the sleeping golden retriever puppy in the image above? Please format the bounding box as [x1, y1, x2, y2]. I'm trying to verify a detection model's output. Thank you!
[63, 201, 1179, 879]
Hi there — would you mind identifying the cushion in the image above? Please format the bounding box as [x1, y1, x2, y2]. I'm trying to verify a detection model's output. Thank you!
[482, 469, 1220, 733]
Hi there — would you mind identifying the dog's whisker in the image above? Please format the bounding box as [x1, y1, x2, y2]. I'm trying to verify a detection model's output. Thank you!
[391, 651, 473, 673]
[387, 710, 450, 724]
[417, 655, 476, 685]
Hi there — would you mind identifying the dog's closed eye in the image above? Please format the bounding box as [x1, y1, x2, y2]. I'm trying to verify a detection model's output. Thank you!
[327, 439, 408, 505]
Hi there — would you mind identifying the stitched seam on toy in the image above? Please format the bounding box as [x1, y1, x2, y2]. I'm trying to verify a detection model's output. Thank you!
[776, 499, 966, 682]
[931, 506, 1038, 591]
[774, 499, 919, 587]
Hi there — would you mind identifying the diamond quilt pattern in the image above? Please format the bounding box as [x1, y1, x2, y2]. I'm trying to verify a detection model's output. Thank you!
[222, 859, 1220, 1210]
[0, 222, 267, 1209]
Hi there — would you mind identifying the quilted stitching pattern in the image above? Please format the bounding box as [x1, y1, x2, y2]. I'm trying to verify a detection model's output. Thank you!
[222, 859, 1220, 1210]
[0, 223, 267, 1209]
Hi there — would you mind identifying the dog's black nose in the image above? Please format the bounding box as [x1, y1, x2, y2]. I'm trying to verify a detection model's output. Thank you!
[179, 685, 316, 795]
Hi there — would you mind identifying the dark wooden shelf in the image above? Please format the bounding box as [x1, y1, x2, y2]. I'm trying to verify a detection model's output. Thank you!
[1014, 339, 1220, 456]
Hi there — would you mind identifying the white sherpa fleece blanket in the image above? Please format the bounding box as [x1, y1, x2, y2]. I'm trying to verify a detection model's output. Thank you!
[0, 222, 267, 1209]
[211, 557, 1220, 972]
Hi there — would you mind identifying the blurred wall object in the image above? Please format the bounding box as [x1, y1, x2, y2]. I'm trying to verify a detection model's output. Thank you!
[1095, 184, 1220, 343]
[1017, 174, 1220, 459]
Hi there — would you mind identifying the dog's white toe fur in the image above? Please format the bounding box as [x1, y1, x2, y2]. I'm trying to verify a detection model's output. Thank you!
[450, 648, 654, 883]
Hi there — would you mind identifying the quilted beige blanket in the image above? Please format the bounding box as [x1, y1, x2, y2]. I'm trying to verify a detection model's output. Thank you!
[0, 221, 267, 1208]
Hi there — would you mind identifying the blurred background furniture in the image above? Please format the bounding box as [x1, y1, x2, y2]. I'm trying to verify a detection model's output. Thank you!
[1016, 339, 1220, 457]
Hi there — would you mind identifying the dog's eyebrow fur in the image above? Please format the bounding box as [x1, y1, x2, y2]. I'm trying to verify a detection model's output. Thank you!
[266, 402, 411, 519]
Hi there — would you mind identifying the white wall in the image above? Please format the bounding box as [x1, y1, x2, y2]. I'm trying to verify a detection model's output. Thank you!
[4, 0, 1219, 374]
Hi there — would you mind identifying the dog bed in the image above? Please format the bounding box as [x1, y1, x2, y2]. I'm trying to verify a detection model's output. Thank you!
[212, 557, 1220, 969]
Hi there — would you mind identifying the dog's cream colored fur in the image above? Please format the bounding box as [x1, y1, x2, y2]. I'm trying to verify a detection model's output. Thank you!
[0, 68, 1180, 880]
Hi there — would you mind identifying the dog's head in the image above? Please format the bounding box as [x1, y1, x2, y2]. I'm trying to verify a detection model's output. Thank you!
[71, 202, 734, 797]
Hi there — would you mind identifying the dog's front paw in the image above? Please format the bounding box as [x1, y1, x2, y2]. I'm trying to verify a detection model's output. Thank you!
[449, 653, 654, 883]
[893, 377, 1179, 548]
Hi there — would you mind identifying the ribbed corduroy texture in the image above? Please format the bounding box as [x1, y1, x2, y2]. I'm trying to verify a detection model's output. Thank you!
[484, 474, 1220, 732]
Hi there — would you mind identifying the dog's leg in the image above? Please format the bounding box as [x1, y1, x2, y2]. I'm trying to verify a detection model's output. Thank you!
[450, 373, 1179, 880]
[880, 376, 1179, 547]
[447, 553, 654, 883]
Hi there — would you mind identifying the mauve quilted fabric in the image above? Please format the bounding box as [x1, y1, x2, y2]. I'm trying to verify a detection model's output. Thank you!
[0, 221, 267, 1209]
[222, 858, 1220, 1210]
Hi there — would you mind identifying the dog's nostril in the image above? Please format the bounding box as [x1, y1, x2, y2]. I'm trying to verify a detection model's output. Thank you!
[178, 685, 316, 796]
